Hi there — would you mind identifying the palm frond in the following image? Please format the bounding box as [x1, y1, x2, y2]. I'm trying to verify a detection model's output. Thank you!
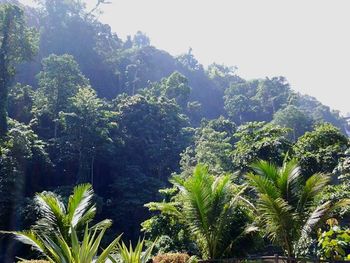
[181, 164, 213, 238]
[97, 233, 122, 263]
[67, 183, 94, 228]
[250, 160, 279, 184]
[247, 172, 280, 200]
[76, 204, 97, 229]
[302, 201, 331, 236]
[278, 159, 301, 202]
[208, 174, 231, 226]
[41, 234, 69, 263]
[257, 195, 295, 243]
[298, 173, 330, 212]
[1, 230, 46, 255]
[34, 192, 66, 234]
[141, 238, 157, 263]
[302, 199, 350, 236]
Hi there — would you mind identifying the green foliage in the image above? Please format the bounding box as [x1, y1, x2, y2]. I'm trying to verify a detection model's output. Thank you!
[59, 87, 113, 183]
[2, 0, 350, 260]
[194, 126, 233, 173]
[272, 105, 314, 141]
[114, 94, 190, 181]
[293, 123, 349, 177]
[176, 48, 203, 72]
[109, 167, 164, 241]
[224, 77, 291, 125]
[32, 0, 122, 98]
[232, 122, 291, 172]
[0, 3, 38, 135]
[146, 165, 256, 259]
[142, 188, 198, 255]
[207, 63, 242, 91]
[0, 119, 50, 230]
[334, 149, 350, 181]
[142, 72, 191, 110]
[247, 159, 350, 257]
[179, 117, 236, 175]
[33, 54, 89, 139]
[224, 77, 346, 135]
[318, 221, 350, 261]
[292, 93, 347, 134]
[8, 83, 35, 123]
[254, 77, 291, 118]
[224, 80, 260, 124]
[318, 151, 350, 217]
[17, 260, 49, 263]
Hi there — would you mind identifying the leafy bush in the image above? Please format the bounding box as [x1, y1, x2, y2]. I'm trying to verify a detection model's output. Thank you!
[318, 220, 350, 261]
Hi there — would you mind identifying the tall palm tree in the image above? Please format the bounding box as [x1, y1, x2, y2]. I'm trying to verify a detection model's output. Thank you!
[247, 159, 350, 258]
[147, 164, 254, 259]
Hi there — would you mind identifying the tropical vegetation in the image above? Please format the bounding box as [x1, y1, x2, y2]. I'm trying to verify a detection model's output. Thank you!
[0, 0, 350, 262]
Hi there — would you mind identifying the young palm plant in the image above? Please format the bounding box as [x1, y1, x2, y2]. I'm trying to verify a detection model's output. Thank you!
[146, 164, 255, 259]
[108, 238, 155, 263]
[12, 220, 122, 263]
[247, 159, 350, 258]
[32, 183, 97, 243]
[2, 184, 122, 262]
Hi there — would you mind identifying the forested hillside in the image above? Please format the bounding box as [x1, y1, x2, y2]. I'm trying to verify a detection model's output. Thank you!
[0, 0, 349, 262]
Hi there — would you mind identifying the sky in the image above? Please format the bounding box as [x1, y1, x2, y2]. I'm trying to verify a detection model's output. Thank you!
[20, 0, 350, 115]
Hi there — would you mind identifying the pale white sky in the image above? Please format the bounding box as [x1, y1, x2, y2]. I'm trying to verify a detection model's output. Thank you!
[20, 0, 350, 115]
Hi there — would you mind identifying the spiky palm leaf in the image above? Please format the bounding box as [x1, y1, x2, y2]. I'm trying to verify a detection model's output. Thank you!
[67, 184, 96, 228]
[33, 192, 67, 236]
[0, 230, 48, 258]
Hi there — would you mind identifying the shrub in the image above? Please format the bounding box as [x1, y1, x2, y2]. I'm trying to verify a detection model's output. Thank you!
[153, 253, 191, 263]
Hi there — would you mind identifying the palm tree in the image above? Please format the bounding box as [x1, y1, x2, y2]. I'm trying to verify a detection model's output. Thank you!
[147, 164, 254, 259]
[247, 159, 350, 258]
